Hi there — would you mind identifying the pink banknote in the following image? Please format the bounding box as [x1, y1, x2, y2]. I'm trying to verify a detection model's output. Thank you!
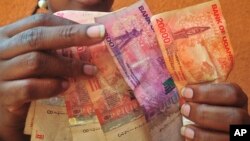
[96, 0, 179, 123]
[96, 1, 183, 141]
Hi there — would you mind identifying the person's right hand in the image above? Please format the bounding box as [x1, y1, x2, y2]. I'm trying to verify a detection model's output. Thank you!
[0, 14, 105, 141]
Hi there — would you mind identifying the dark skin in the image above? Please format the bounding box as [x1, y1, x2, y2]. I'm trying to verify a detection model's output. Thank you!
[0, 16, 105, 141]
[0, 1, 113, 141]
[0, 0, 249, 141]
[181, 83, 250, 141]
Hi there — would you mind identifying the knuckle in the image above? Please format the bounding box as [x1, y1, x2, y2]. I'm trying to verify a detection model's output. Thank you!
[59, 25, 82, 41]
[20, 27, 44, 49]
[227, 83, 239, 95]
[20, 80, 34, 101]
[0, 27, 7, 36]
[0, 82, 4, 100]
[65, 58, 82, 76]
[227, 83, 247, 106]
[195, 84, 213, 100]
[230, 109, 247, 124]
[0, 26, 3, 32]
[32, 14, 49, 25]
[46, 81, 61, 92]
[196, 104, 207, 125]
[0, 40, 7, 58]
[25, 52, 46, 73]
[38, 80, 61, 98]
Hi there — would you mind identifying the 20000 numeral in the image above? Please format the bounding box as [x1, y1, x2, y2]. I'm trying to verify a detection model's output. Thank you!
[156, 18, 171, 44]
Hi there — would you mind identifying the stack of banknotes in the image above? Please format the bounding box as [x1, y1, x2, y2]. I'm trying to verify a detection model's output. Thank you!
[24, 0, 234, 141]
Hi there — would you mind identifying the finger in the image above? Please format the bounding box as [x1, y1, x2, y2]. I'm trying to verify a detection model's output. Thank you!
[180, 102, 250, 132]
[181, 125, 229, 141]
[0, 52, 97, 80]
[0, 24, 105, 59]
[181, 83, 248, 107]
[1, 14, 77, 37]
[0, 78, 69, 111]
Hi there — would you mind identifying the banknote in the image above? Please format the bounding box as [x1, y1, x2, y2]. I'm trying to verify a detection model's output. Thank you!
[55, 10, 108, 24]
[55, 11, 149, 141]
[61, 77, 107, 141]
[96, 1, 183, 141]
[85, 43, 149, 140]
[24, 101, 36, 135]
[31, 98, 73, 141]
[151, 0, 234, 92]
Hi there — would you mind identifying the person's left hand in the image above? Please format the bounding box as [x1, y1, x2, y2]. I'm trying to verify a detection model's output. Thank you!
[180, 83, 250, 141]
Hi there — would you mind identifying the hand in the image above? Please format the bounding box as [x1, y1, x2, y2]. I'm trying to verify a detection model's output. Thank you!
[0, 14, 104, 141]
[180, 83, 250, 141]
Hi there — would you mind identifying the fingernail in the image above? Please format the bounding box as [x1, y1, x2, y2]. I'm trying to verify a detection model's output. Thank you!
[181, 126, 195, 139]
[87, 25, 105, 38]
[181, 103, 191, 117]
[181, 87, 193, 99]
[83, 65, 98, 75]
[62, 81, 69, 90]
